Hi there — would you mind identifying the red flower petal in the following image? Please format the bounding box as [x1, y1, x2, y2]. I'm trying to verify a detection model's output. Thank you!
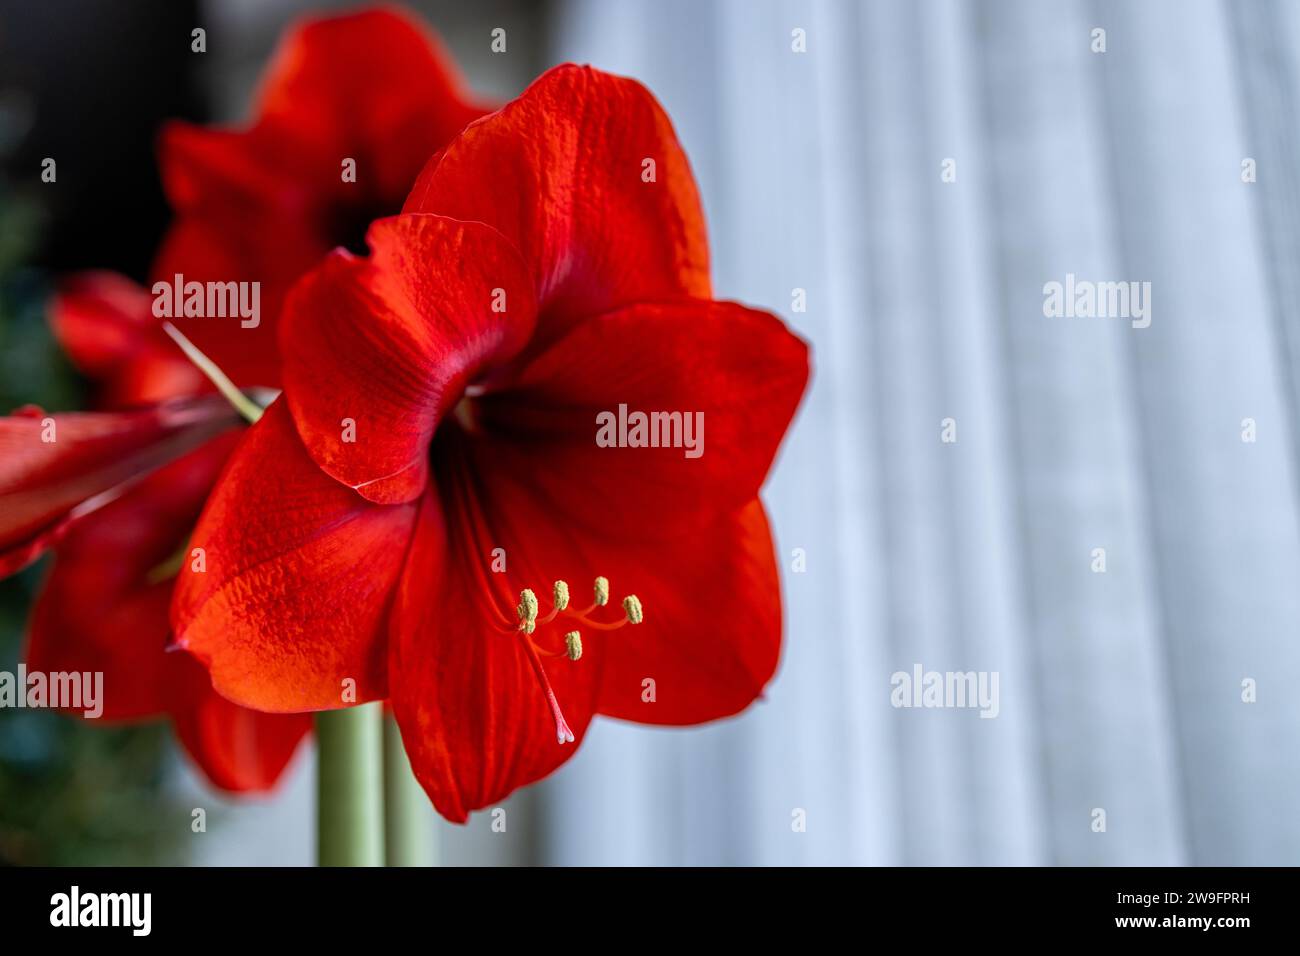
[403, 64, 711, 343]
[48, 271, 156, 375]
[388, 469, 603, 823]
[149, 187, 312, 389]
[477, 299, 809, 538]
[167, 653, 311, 793]
[250, 7, 486, 200]
[280, 214, 537, 504]
[171, 399, 417, 712]
[48, 272, 207, 407]
[24, 430, 240, 719]
[27, 579, 172, 718]
[592, 499, 783, 723]
[48, 272, 206, 407]
[0, 398, 238, 576]
[23, 430, 309, 792]
[155, 8, 487, 388]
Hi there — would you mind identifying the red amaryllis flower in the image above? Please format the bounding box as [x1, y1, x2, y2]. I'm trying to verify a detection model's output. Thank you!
[56, 7, 487, 398]
[19, 424, 310, 790]
[172, 65, 810, 820]
[154, 5, 488, 388]
[0, 398, 234, 577]
[3, 6, 486, 791]
[0, 397, 308, 791]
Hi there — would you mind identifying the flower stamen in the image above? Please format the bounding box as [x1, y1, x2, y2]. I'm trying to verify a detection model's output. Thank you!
[579, 576, 611, 615]
[516, 588, 538, 633]
[494, 572, 644, 744]
[538, 579, 569, 625]
[622, 594, 643, 625]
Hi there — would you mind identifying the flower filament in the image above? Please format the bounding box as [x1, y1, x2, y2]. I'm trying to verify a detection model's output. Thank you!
[487, 576, 643, 745]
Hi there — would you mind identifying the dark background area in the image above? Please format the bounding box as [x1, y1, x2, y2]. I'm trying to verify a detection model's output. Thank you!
[0, 0, 208, 864]
[0, 0, 206, 277]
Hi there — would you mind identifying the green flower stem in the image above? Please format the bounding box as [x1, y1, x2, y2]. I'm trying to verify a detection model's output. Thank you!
[384, 714, 435, 866]
[316, 704, 383, 867]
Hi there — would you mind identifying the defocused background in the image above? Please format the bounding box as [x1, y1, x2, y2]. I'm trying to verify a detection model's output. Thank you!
[3, 0, 1300, 865]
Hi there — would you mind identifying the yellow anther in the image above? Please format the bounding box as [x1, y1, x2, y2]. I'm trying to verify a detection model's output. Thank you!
[517, 588, 538, 634]
[594, 576, 610, 607]
[622, 595, 643, 625]
[565, 631, 583, 661]
[553, 580, 570, 611]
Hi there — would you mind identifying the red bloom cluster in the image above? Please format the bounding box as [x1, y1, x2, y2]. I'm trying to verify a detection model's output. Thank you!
[1, 8, 484, 791]
[0, 7, 808, 818]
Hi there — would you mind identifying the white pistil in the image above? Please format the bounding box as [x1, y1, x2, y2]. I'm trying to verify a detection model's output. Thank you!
[162, 321, 265, 424]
